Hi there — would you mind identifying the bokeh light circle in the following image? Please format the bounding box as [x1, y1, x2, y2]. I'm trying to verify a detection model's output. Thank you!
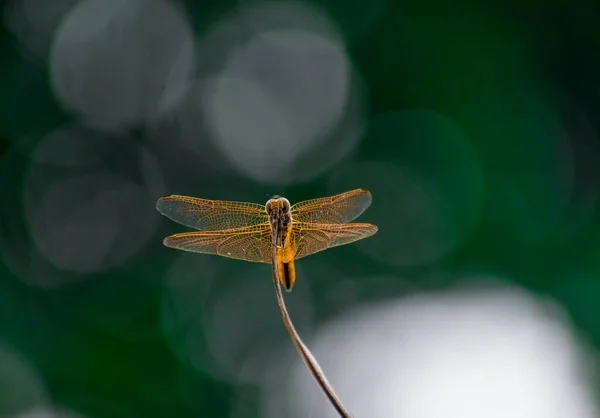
[24, 124, 165, 275]
[4, 0, 81, 60]
[196, 1, 355, 185]
[162, 256, 315, 384]
[50, 0, 195, 130]
[329, 109, 484, 267]
[0, 342, 49, 416]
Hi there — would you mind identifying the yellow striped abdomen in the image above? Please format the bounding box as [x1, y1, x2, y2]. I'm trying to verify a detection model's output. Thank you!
[276, 246, 296, 292]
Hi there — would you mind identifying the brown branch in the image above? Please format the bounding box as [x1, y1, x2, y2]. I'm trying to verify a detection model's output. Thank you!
[270, 226, 353, 417]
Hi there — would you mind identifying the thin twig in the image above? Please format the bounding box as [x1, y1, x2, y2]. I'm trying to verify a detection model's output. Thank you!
[270, 224, 353, 418]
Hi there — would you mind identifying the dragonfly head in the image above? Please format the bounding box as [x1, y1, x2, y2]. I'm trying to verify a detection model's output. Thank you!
[265, 196, 291, 215]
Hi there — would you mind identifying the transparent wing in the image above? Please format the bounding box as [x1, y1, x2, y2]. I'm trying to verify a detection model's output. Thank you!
[156, 195, 268, 231]
[162, 225, 273, 263]
[290, 189, 372, 224]
[288, 222, 378, 261]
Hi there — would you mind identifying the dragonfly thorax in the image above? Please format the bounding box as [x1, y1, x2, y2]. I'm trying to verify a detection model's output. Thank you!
[265, 197, 291, 215]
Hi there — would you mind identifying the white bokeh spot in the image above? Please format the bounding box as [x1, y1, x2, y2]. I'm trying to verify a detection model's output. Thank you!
[200, 2, 352, 184]
[50, 0, 195, 129]
[263, 280, 598, 418]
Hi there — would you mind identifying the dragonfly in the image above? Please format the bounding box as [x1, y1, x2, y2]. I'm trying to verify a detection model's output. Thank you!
[156, 189, 377, 291]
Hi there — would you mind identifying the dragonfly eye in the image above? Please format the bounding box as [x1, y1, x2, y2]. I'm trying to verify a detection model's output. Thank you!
[265, 199, 274, 215]
[281, 198, 291, 213]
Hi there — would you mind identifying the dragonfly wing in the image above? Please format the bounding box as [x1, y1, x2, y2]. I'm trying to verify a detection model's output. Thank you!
[163, 225, 273, 263]
[157, 195, 268, 231]
[289, 222, 378, 261]
[290, 189, 372, 224]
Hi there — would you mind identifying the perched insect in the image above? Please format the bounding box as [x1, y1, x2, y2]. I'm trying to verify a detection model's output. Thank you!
[156, 189, 378, 291]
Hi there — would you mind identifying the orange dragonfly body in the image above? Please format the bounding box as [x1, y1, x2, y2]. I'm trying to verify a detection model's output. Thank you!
[156, 189, 377, 291]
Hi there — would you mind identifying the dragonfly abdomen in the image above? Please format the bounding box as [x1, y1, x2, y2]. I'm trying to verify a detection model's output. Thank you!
[276, 246, 297, 292]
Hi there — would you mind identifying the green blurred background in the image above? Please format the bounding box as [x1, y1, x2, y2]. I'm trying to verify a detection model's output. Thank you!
[1, 0, 600, 417]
